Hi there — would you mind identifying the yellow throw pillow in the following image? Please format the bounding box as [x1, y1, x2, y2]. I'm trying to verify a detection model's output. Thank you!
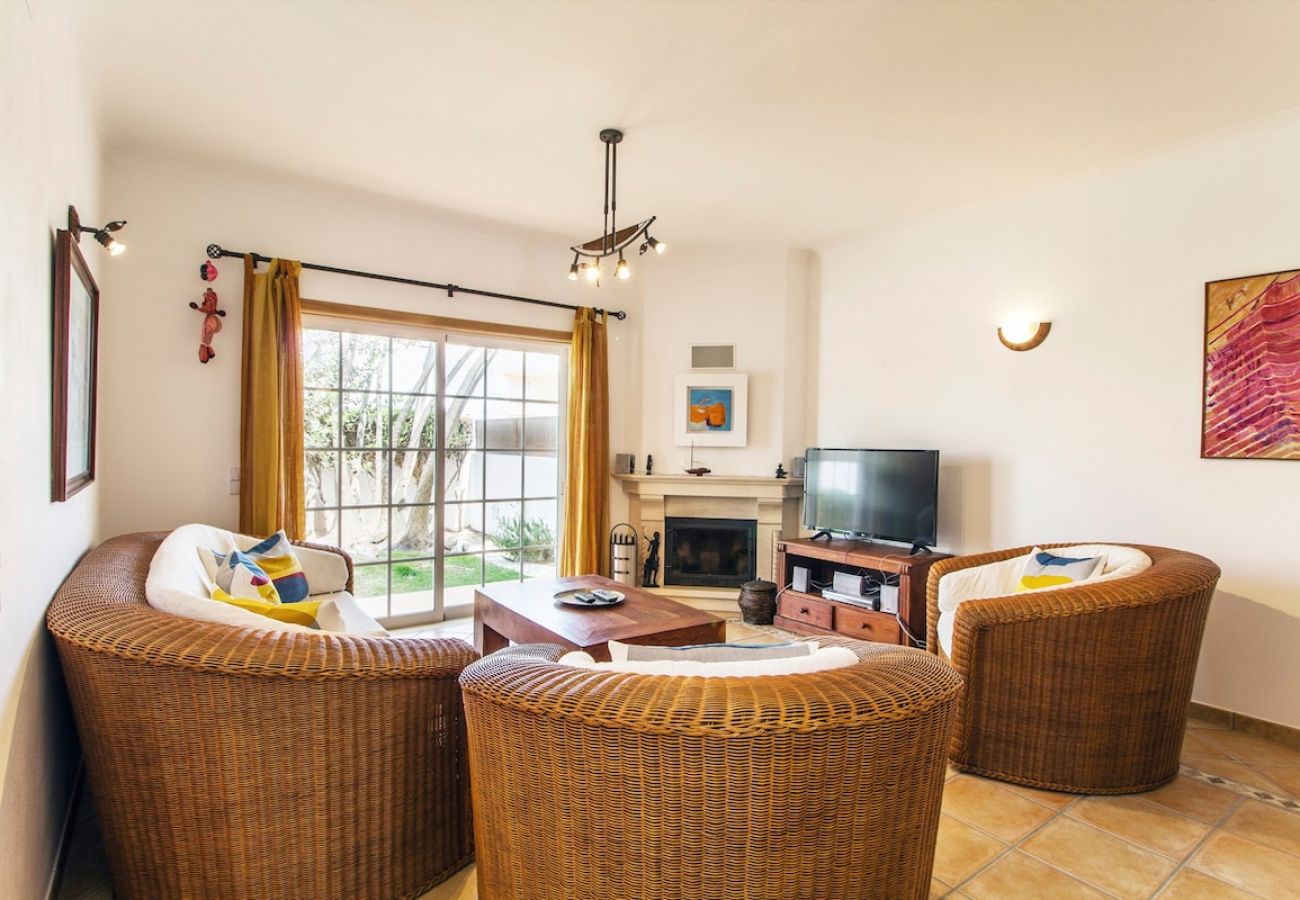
[210, 590, 324, 628]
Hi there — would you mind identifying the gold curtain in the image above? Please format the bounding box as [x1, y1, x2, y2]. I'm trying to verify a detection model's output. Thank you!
[239, 256, 305, 539]
[559, 307, 609, 576]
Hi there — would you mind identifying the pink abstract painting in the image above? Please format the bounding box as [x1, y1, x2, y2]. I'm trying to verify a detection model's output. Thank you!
[1203, 268, 1300, 459]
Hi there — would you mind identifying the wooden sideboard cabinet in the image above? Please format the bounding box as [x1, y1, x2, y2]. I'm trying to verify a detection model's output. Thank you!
[774, 538, 951, 649]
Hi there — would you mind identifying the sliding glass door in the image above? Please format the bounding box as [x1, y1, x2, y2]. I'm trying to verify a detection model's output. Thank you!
[302, 319, 565, 626]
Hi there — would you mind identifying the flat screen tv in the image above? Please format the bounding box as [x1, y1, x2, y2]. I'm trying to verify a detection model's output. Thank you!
[802, 448, 939, 550]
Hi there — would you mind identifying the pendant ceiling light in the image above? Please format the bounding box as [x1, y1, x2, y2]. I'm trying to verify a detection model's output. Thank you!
[568, 128, 665, 285]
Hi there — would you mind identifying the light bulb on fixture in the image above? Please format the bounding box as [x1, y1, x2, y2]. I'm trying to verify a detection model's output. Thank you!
[568, 253, 580, 280]
[98, 231, 125, 256]
[616, 253, 630, 280]
[584, 261, 600, 282]
[649, 236, 666, 255]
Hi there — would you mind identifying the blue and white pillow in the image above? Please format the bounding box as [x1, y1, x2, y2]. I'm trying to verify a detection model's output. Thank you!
[1017, 548, 1105, 592]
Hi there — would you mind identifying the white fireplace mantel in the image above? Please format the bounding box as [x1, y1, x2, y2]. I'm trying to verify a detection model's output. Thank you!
[612, 474, 804, 613]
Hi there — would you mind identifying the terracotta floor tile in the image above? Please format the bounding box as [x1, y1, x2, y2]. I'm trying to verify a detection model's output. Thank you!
[418, 863, 477, 899]
[1021, 817, 1177, 899]
[991, 779, 1078, 811]
[1067, 795, 1210, 860]
[931, 813, 1008, 887]
[941, 775, 1057, 843]
[1156, 867, 1258, 899]
[1199, 730, 1300, 767]
[1222, 799, 1300, 859]
[930, 877, 949, 898]
[1253, 764, 1300, 799]
[1143, 776, 1238, 824]
[963, 850, 1109, 899]
[1190, 830, 1300, 896]
[1180, 731, 1234, 761]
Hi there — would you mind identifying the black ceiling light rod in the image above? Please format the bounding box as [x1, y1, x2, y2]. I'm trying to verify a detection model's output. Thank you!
[204, 244, 627, 320]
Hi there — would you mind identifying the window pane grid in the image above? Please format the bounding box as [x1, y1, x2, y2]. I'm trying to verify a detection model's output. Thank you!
[304, 327, 563, 625]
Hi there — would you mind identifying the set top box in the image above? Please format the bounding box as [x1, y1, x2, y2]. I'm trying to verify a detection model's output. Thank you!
[832, 571, 871, 596]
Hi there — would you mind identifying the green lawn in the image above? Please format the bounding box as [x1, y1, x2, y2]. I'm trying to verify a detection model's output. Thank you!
[355, 556, 520, 597]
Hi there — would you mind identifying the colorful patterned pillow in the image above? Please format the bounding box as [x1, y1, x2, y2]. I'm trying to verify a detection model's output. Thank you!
[1017, 548, 1106, 592]
[240, 531, 310, 603]
[209, 549, 281, 604]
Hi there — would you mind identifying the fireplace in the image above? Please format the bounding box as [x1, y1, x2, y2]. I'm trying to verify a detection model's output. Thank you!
[664, 517, 757, 588]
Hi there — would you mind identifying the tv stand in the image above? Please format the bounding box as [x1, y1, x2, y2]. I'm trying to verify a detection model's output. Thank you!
[774, 538, 951, 648]
[809, 530, 838, 542]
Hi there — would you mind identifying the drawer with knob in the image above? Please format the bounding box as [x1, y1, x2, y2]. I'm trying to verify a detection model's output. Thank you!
[834, 606, 902, 644]
[776, 594, 833, 630]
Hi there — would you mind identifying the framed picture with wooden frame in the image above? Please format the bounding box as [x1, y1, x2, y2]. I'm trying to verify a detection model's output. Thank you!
[52, 229, 100, 501]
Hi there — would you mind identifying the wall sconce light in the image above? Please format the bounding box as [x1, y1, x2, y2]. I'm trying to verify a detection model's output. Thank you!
[68, 205, 127, 256]
[997, 321, 1051, 352]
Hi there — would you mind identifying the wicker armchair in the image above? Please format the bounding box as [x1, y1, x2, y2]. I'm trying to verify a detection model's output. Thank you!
[46, 532, 478, 900]
[459, 641, 962, 900]
[926, 543, 1220, 794]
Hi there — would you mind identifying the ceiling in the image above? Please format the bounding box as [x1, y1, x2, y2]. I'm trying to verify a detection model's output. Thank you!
[77, 0, 1300, 246]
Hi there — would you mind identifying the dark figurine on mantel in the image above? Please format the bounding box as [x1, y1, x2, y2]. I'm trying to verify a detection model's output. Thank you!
[645, 454, 654, 476]
[775, 463, 787, 479]
[642, 530, 661, 587]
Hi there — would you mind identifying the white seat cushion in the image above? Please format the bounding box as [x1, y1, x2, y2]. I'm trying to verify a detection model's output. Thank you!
[556, 645, 859, 677]
[936, 544, 1152, 655]
[309, 591, 388, 636]
[146, 523, 387, 636]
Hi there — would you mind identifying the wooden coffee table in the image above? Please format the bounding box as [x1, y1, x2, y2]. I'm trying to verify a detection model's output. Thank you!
[474, 576, 725, 661]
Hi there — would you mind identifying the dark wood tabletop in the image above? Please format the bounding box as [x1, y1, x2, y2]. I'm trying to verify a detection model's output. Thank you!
[473, 575, 725, 661]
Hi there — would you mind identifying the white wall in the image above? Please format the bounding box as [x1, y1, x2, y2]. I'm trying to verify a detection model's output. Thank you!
[0, 2, 102, 896]
[98, 152, 641, 542]
[637, 245, 809, 477]
[814, 110, 1300, 729]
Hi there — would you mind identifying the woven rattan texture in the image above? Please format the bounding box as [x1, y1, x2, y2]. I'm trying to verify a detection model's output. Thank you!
[46, 532, 478, 900]
[460, 641, 962, 900]
[925, 543, 1220, 795]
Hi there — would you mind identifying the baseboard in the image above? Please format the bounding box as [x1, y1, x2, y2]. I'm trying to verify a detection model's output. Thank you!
[45, 762, 86, 900]
[1189, 701, 1300, 752]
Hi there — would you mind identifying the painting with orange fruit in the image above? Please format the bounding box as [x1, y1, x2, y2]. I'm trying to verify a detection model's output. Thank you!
[686, 387, 734, 432]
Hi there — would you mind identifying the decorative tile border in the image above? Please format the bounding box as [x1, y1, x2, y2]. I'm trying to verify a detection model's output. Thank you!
[1180, 763, 1300, 812]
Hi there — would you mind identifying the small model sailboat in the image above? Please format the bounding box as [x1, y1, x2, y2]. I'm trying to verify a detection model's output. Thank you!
[684, 442, 711, 477]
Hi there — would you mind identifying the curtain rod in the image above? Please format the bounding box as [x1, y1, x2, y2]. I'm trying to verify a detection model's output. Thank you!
[204, 244, 628, 321]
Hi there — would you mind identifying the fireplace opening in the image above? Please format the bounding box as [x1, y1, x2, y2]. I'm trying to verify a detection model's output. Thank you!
[664, 517, 757, 588]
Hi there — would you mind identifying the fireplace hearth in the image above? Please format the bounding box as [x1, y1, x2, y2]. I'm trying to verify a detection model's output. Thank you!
[664, 517, 757, 588]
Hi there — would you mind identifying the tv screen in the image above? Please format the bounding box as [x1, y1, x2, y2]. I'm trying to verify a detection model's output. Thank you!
[802, 448, 939, 548]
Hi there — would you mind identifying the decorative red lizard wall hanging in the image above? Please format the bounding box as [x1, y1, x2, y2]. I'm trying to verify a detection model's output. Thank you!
[189, 287, 226, 363]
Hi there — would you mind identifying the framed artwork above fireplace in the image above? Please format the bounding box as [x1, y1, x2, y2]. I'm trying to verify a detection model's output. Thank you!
[674, 372, 748, 447]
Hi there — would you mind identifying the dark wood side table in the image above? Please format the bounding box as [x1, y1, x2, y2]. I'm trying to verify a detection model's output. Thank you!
[473, 575, 725, 661]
